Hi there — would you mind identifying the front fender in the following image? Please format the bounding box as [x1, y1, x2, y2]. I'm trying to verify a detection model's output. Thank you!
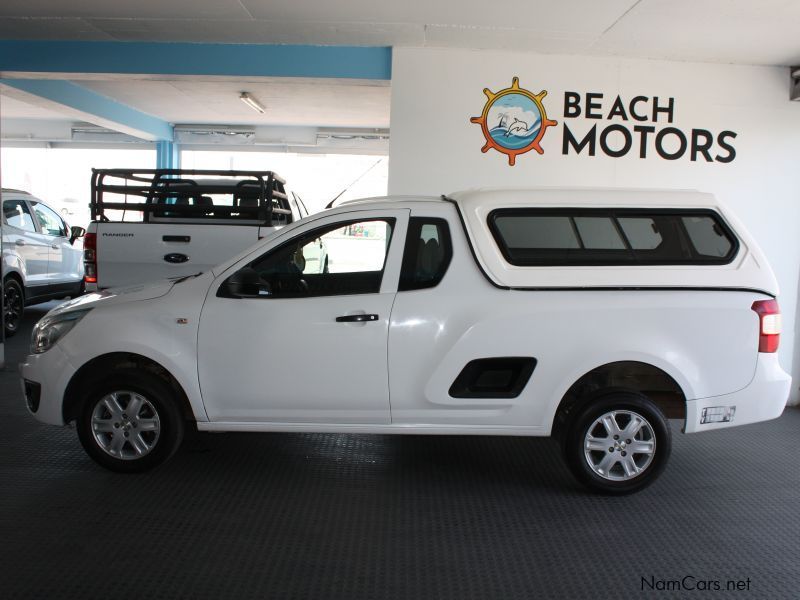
[57, 295, 208, 422]
[2, 251, 26, 284]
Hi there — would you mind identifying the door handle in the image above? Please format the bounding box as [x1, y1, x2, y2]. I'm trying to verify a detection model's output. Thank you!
[335, 314, 379, 323]
[52, 244, 59, 249]
[164, 253, 189, 264]
[15, 240, 25, 246]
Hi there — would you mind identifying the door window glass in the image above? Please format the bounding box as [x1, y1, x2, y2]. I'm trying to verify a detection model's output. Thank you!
[32, 202, 67, 237]
[399, 218, 453, 291]
[245, 218, 395, 297]
[3, 200, 36, 232]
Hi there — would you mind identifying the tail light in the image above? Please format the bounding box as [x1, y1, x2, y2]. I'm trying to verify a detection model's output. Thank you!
[752, 299, 781, 353]
[83, 232, 97, 284]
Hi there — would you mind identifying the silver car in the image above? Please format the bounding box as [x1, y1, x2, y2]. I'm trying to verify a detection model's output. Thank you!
[2, 189, 85, 337]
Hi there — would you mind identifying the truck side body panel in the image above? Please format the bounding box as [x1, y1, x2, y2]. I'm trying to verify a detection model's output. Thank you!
[387, 203, 764, 431]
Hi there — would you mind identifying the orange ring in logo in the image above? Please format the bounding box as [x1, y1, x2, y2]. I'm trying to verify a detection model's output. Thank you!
[470, 77, 558, 166]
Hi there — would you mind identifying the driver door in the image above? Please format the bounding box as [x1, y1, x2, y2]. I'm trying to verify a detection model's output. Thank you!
[197, 209, 408, 424]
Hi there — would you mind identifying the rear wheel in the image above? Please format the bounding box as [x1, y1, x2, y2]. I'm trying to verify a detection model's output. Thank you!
[76, 371, 184, 472]
[3, 277, 24, 338]
[563, 391, 671, 494]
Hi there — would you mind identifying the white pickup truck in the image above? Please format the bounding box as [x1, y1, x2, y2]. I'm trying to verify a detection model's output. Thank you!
[84, 169, 309, 290]
[21, 188, 790, 494]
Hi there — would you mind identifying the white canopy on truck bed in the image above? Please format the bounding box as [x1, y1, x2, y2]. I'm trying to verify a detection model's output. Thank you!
[448, 188, 778, 296]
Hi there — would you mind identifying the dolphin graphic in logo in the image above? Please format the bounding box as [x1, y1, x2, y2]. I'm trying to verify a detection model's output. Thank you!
[505, 118, 529, 137]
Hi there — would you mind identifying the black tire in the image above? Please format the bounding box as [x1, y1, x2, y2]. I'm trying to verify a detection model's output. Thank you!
[563, 391, 671, 495]
[76, 370, 185, 473]
[3, 277, 25, 338]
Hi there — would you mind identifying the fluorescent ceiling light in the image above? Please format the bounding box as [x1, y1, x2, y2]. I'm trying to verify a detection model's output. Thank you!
[239, 92, 265, 114]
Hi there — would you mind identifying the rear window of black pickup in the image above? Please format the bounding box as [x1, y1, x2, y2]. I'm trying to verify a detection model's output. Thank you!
[488, 208, 738, 266]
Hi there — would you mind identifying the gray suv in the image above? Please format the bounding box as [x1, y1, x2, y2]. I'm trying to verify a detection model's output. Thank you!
[2, 189, 85, 337]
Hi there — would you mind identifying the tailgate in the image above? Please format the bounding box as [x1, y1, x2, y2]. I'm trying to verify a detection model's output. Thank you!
[95, 223, 261, 288]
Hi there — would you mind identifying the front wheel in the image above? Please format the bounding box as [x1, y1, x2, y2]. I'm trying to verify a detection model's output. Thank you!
[3, 277, 25, 338]
[76, 371, 185, 472]
[563, 392, 671, 494]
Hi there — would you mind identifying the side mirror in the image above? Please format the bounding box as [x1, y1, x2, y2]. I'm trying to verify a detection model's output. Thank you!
[69, 225, 86, 244]
[220, 267, 271, 298]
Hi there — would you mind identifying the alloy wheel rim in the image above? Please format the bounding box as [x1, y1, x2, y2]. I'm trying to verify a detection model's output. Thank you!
[91, 391, 161, 460]
[583, 410, 656, 481]
[4, 285, 22, 332]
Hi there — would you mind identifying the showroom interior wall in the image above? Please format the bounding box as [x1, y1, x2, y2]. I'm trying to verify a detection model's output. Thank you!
[389, 47, 800, 405]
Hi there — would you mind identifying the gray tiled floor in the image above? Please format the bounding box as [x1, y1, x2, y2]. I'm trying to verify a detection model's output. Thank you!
[1, 302, 798, 599]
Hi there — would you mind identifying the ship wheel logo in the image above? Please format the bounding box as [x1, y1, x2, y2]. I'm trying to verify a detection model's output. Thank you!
[470, 77, 558, 166]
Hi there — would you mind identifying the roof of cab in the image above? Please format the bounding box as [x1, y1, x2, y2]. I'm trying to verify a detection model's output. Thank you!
[338, 195, 440, 207]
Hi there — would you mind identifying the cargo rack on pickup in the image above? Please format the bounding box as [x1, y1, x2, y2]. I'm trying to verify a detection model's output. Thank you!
[90, 168, 293, 226]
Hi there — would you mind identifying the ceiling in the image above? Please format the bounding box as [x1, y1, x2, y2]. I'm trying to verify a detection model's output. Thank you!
[0, 0, 798, 67]
[77, 78, 390, 128]
[0, 76, 389, 130]
[0, 92, 67, 119]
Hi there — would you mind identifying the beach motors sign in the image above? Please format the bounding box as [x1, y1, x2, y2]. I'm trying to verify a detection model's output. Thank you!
[470, 77, 738, 166]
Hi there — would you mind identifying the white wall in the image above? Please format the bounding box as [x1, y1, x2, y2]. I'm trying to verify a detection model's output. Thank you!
[389, 47, 800, 404]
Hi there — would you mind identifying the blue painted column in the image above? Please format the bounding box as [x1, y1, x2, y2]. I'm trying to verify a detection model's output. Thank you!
[1, 79, 174, 141]
[156, 139, 180, 170]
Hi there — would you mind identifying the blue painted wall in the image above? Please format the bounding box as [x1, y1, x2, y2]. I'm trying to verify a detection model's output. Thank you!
[0, 41, 392, 80]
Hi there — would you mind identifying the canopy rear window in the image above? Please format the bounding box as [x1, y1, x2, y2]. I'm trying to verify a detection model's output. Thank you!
[488, 208, 738, 266]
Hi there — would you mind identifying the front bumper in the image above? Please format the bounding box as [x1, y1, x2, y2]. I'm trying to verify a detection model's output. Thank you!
[19, 345, 78, 426]
[684, 353, 791, 433]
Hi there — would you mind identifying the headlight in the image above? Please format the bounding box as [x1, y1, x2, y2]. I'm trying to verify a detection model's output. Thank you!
[31, 309, 92, 354]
